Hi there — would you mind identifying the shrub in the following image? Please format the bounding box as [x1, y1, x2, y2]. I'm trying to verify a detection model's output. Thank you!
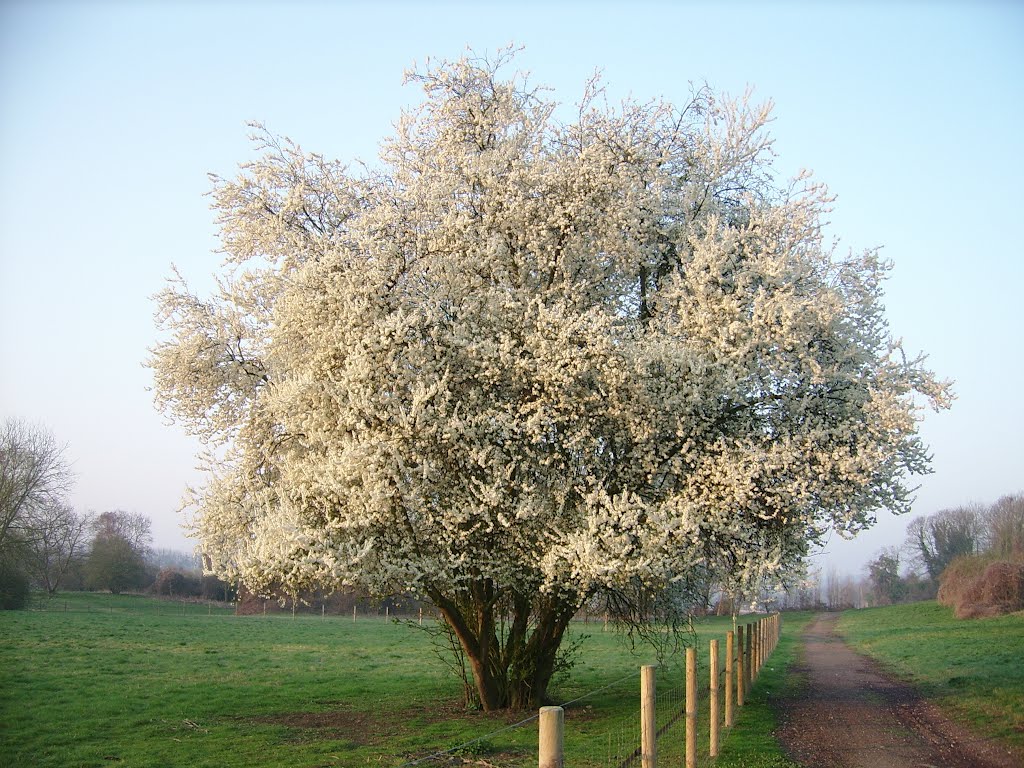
[200, 574, 235, 602]
[152, 568, 202, 598]
[938, 553, 1024, 619]
[937, 554, 990, 606]
[0, 555, 31, 610]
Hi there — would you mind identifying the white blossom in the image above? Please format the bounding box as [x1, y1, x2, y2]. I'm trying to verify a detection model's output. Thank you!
[148, 50, 951, 709]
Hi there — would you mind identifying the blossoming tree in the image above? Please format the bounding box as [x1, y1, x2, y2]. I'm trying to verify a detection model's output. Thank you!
[149, 51, 951, 710]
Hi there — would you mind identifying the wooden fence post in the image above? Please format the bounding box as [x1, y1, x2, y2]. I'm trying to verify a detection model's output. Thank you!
[538, 706, 564, 768]
[751, 619, 759, 683]
[686, 647, 697, 768]
[744, 623, 753, 696]
[641, 665, 657, 768]
[755, 619, 761, 673]
[760, 618, 766, 667]
[725, 630, 735, 726]
[710, 639, 720, 758]
[736, 625, 745, 707]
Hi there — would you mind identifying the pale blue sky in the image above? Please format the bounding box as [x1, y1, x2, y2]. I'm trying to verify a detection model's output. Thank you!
[1, 1, 1021, 574]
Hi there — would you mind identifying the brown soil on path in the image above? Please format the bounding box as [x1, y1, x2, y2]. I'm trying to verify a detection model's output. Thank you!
[774, 613, 1021, 768]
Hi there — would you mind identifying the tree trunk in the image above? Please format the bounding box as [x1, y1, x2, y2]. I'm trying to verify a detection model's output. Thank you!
[427, 584, 583, 711]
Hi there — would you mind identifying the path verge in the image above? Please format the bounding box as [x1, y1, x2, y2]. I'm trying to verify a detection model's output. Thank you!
[774, 613, 1019, 768]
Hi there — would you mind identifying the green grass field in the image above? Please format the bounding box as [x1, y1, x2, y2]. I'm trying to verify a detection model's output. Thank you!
[10, 596, 1014, 768]
[837, 601, 1024, 752]
[0, 593, 802, 768]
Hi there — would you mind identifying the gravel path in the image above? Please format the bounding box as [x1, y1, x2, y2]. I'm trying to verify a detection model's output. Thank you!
[773, 613, 1021, 768]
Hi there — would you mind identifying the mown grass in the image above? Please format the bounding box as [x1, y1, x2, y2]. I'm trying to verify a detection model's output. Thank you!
[837, 601, 1024, 753]
[0, 593, 806, 767]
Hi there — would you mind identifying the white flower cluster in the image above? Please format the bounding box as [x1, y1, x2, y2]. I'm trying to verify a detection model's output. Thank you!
[149, 53, 951, 607]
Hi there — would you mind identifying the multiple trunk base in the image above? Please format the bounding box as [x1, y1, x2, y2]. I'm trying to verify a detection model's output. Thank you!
[428, 584, 583, 711]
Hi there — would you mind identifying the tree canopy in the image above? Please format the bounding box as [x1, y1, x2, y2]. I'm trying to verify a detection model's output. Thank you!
[149, 50, 951, 709]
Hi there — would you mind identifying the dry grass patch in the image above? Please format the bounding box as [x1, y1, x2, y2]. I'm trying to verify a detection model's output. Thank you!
[938, 554, 1024, 619]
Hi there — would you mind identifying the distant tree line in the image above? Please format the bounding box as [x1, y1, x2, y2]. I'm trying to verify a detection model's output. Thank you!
[768, 493, 1023, 612]
[0, 418, 233, 609]
[773, 567, 872, 612]
[863, 493, 1023, 607]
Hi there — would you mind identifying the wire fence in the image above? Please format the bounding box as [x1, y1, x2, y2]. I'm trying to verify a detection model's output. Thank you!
[25, 593, 428, 620]
[396, 668, 644, 768]
[27, 594, 237, 616]
[393, 613, 782, 768]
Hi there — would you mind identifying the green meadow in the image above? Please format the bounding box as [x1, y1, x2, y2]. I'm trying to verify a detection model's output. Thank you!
[837, 601, 1024, 753]
[0, 593, 800, 768]
[6, 595, 1017, 767]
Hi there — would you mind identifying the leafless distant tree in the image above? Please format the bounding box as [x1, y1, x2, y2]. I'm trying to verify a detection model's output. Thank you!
[824, 568, 863, 610]
[0, 418, 74, 555]
[777, 567, 824, 610]
[986, 493, 1024, 558]
[84, 510, 154, 594]
[25, 505, 91, 595]
[90, 510, 152, 557]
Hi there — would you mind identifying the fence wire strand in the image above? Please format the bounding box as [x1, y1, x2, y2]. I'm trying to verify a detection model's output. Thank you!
[396, 615, 780, 768]
[395, 668, 641, 768]
[396, 711, 541, 768]
[559, 669, 642, 710]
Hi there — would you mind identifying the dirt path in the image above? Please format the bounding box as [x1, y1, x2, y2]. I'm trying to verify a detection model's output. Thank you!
[774, 613, 1020, 768]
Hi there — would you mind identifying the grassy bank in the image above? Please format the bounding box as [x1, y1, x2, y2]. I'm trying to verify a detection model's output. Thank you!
[837, 601, 1024, 753]
[713, 611, 813, 768]
[1, 593, 796, 767]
